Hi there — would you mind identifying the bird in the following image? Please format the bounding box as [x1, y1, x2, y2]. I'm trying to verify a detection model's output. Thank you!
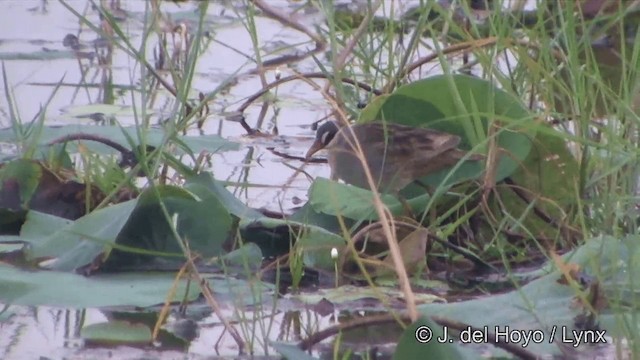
[305, 121, 484, 193]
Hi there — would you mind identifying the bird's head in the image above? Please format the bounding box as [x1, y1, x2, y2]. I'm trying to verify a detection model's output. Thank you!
[305, 121, 339, 160]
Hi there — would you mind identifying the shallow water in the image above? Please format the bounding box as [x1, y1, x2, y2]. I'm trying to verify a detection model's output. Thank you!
[0, 0, 337, 213]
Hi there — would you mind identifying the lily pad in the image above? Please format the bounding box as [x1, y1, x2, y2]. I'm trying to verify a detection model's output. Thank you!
[184, 172, 263, 220]
[0, 267, 200, 308]
[103, 184, 233, 270]
[291, 285, 444, 306]
[27, 199, 138, 271]
[308, 177, 402, 220]
[418, 235, 640, 357]
[0, 265, 272, 309]
[307, 178, 433, 221]
[0, 125, 239, 156]
[81, 321, 153, 345]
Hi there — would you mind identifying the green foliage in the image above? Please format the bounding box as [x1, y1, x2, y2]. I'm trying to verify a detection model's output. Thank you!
[0, 159, 42, 209]
[239, 217, 345, 271]
[26, 200, 138, 271]
[0, 265, 271, 309]
[308, 177, 405, 220]
[0, 125, 239, 157]
[104, 184, 233, 269]
[81, 321, 153, 345]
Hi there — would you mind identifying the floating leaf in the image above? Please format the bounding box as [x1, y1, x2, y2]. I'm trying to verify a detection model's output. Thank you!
[291, 285, 443, 306]
[27, 199, 138, 271]
[308, 177, 402, 220]
[184, 172, 263, 220]
[0, 125, 239, 156]
[104, 184, 233, 270]
[416, 235, 638, 357]
[0, 265, 271, 308]
[0, 267, 199, 307]
[81, 321, 153, 345]
[307, 177, 434, 222]
[288, 202, 353, 234]
[272, 342, 318, 360]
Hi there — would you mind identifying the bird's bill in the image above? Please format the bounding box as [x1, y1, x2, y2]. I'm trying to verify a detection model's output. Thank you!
[305, 140, 325, 160]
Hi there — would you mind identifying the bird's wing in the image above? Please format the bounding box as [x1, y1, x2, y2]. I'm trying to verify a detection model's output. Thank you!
[362, 123, 461, 159]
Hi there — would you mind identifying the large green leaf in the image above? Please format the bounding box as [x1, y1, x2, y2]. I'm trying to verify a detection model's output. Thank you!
[23, 183, 234, 271]
[288, 202, 350, 234]
[81, 321, 153, 345]
[308, 178, 403, 220]
[483, 125, 581, 243]
[419, 235, 640, 357]
[307, 177, 431, 221]
[104, 184, 233, 269]
[0, 125, 239, 156]
[360, 74, 535, 188]
[0, 266, 270, 308]
[0, 267, 200, 307]
[510, 125, 580, 207]
[20, 211, 73, 241]
[184, 172, 263, 220]
[27, 199, 138, 271]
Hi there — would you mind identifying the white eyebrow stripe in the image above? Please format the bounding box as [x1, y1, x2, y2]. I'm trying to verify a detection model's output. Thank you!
[321, 130, 331, 145]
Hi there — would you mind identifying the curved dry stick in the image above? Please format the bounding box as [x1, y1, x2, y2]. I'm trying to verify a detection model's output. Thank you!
[267, 147, 326, 164]
[48, 133, 130, 154]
